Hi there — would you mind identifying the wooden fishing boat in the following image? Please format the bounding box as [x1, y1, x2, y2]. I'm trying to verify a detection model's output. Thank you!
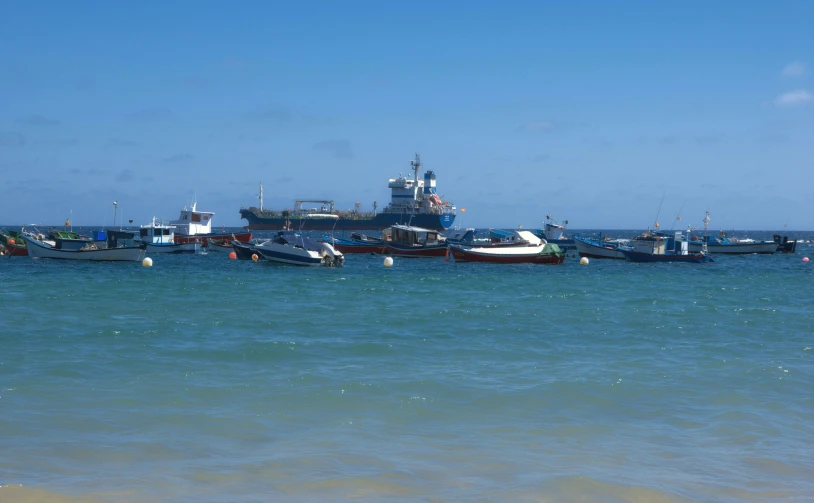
[21, 233, 145, 262]
[382, 224, 448, 257]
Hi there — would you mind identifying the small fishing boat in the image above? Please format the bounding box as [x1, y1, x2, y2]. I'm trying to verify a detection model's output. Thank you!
[21, 232, 146, 262]
[139, 218, 201, 254]
[573, 234, 630, 260]
[382, 224, 448, 257]
[254, 231, 344, 266]
[449, 231, 565, 264]
[621, 230, 712, 263]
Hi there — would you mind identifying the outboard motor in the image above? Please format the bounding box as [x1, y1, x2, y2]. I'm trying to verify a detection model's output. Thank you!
[319, 242, 345, 266]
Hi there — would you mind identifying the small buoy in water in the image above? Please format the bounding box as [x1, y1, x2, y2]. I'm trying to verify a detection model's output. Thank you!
[251, 253, 259, 261]
[579, 257, 589, 265]
[142, 257, 153, 267]
[384, 256, 394, 267]
[804, 257, 810, 263]
[229, 251, 237, 260]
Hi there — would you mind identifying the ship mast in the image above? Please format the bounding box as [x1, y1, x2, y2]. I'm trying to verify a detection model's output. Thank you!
[411, 153, 422, 209]
[258, 181, 263, 211]
[411, 154, 421, 185]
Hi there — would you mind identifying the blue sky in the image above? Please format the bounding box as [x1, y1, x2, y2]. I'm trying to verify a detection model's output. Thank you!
[1, 1, 812, 230]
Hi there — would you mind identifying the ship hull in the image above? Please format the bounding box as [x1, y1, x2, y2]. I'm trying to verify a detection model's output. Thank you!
[240, 210, 455, 232]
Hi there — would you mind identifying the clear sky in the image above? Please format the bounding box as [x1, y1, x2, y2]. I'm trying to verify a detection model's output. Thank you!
[1, 1, 812, 231]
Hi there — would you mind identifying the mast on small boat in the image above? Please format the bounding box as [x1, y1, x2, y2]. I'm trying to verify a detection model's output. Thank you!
[703, 210, 711, 256]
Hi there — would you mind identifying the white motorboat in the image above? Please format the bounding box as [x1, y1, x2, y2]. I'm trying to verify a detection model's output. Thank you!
[254, 231, 344, 266]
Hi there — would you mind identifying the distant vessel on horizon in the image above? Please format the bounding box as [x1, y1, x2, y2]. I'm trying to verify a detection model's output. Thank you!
[239, 154, 456, 231]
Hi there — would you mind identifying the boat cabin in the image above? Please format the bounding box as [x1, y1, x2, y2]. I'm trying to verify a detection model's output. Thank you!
[632, 231, 688, 256]
[385, 224, 445, 247]
[170, 202, 213, 236]
[140, 218, 176, 244]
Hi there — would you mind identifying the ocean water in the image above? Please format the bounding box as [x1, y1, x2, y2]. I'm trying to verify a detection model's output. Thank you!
[1, 230, 813, 503]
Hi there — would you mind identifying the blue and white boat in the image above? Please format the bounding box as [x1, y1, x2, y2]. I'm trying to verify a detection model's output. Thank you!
[254, 231, 344, 266]
[139, 218, 201, 254]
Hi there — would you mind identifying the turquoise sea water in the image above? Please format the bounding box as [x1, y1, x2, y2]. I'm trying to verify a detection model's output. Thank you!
[2, 230, 813, 503]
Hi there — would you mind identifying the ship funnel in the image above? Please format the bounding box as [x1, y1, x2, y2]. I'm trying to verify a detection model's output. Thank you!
[423, 170, 437, 194]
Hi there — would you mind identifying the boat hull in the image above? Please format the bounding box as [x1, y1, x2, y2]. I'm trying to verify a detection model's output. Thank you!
[450, 245, 565, 264]
[232, 241, 262, 260]
[622, 250, 713, 263]
[174, 232, 253, 245]
[383, 243, 449, 258]
[574, 236, 627, 260]
[23, 236, 145, 262]
[206, 239, 235, 253]
[1, 242, 28, 256]
[687, 241, 777, 255]
[240, 210, 455, 231]
[333, 243, 387, 254]
[143, 242, 201, 254]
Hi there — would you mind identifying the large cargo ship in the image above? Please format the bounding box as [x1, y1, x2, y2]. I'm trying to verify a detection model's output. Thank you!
[239, 154, 456, 231]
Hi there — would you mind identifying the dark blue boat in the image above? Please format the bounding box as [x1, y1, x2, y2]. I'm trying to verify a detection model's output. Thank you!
[621, 230, 713, 263]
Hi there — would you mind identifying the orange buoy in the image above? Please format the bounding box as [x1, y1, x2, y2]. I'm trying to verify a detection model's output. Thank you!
[251, 253, 259, 261]
[229, 251, 237, 260]
[7, 238, 15, 245]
